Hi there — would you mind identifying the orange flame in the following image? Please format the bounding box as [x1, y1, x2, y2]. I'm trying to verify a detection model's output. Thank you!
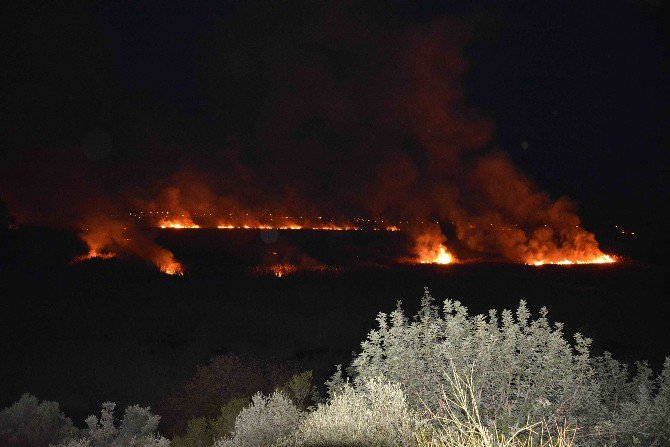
[419, 244, 457, 264]
[159, 218, 200, 229]
[74, 250, 116, 262]
[155, 250, 184, 275]
[252, 264, 299, 277]
[160, 263, 184, 275]
[529, 254, 616, 266]
[270, 264, 298, 277]
[76, 219, 185, 275]
[413, 225, 457, 265]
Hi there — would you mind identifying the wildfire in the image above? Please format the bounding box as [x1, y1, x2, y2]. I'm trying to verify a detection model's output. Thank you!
[216, 222, 364, 230]
[529, 254, 616, 266]
[159, 218, 200, 229]
[311, 224, 360, 231]
[146, 213, 407, 231]
[270, 264, 298, 277]
[160, 263, 184, 275]
[156, 253, 184, 275]
[217, 223, 305, 230]
[420, 244, 457, 264]
[252, 264, 299, 277]
[74, 250, 116, 262]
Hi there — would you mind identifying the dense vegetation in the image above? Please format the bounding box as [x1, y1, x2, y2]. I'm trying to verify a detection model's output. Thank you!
[2, 288, 668, 446]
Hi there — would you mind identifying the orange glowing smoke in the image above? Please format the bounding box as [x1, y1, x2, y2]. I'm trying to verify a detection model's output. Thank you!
[76, 221, 125, 262]
[148, 245, 184, 275]
[75, 219, 184, 275]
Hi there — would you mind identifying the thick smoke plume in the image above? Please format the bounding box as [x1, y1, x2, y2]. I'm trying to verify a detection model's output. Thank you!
[0, 7, 611, 268]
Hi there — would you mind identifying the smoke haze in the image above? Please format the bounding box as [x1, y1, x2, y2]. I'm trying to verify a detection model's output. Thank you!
[0, 3, 614, 267]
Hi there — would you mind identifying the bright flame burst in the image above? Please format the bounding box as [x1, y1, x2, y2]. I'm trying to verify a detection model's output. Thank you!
[420, 244, 457, 265]
[159, 261, 184, 275]
[529, 254, 616, 266]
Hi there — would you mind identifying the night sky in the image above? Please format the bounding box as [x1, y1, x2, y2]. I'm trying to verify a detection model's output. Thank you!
[2, 0, 667, 239]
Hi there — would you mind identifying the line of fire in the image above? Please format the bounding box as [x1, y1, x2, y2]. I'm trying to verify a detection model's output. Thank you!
[74, 209, 616, 277]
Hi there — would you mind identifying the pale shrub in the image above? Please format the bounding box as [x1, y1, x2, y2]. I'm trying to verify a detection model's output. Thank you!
[416, 367, 577, 447]
[0, 394, 78, 447]
[348, 289, 594, 428]
[157, 355, 298, 437]
[283, 377, 420, 447]
[52, 402, 170, 447]
[53, 435, 169, 447]
[596, 356, 670, 446]
[344, 287, 670, 446]
[213, 391, 302, 447]
[52, 438, 92, 447]
[276, 371, 317, 410]
[172, 370, 316, 447]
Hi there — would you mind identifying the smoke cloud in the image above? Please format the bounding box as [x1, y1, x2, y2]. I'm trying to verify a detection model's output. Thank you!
[0, 5, 611, 268]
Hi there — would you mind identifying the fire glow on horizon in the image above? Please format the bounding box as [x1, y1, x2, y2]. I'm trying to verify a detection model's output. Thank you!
[73, 212, 618, 275]
[529, 254, 616, 266]
[156, 217, 399, 232]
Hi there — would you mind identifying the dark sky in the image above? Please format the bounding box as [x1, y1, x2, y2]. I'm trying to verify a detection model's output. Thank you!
[1, 0, 668, 237]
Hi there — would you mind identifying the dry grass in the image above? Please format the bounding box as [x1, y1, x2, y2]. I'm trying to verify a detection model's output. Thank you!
[416, 367, 577, 447]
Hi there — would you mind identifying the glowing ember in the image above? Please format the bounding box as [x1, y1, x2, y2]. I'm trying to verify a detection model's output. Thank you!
[420, 244, 456, 264]
[530, 254, 616, 266]
[252, 264, 299, 277]
[74, 250, 116, 262]
[271, 264, 297, 277]
[311, 224, 360, 231]
[150, 213, 407, 231]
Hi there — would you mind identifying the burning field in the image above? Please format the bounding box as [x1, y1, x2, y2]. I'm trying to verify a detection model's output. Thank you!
[62, 216, 618, 281]
[69, 210, 615, 277]
[0, 15, 620, 277]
